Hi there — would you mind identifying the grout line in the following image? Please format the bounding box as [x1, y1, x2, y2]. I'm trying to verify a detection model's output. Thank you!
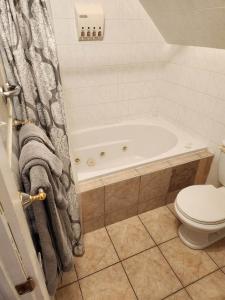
[56, 264, 79, 290]
[78, 261, 120, 281]
[204, 250, 225, 276]
[77, 282, 84, 300]
[74, 264, 84, 300]
[103, 184, 106, 227]
[137, 214, 224, 299]
[157, 235, 178, 246]
[161, 287, 188, 300]
[137, 215, 184, 287]
[78, 206, 225, 299]
[184, 287, 194, 300]
[204, 250, 222, 269]
[136, 172, 142, 214]
[119, 244, 157, 263]
[168, 61, 225, 79]
[140, 214, 225, 298]
[184, 268, 221, 289]
[138, 213, 224, 290]
[105, 226, 139, 300]
[166, 202, 177, 216]
[57, 280, 78, 291]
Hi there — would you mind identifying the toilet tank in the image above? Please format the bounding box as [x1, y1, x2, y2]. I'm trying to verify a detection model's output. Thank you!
[219, 141, 225, 185]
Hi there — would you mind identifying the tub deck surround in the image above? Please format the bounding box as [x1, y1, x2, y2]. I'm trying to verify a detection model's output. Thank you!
[72, 118, 206, 182]
[79, 149, 214, 233]
[103, 169, 140, 225]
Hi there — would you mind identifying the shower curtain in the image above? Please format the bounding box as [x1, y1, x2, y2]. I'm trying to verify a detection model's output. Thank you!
[0, 0, 83, 256]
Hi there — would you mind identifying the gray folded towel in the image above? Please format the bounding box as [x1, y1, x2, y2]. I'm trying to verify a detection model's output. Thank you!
[19, 123, 55, 152]
[20, 140, 67, 209]
[19, 126, 74, 295]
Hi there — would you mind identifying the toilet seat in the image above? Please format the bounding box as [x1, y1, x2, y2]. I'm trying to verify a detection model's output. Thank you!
[176, 185, 225, 225]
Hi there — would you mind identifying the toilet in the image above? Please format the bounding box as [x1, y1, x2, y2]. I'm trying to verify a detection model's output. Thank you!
[175, 146, 225, 249]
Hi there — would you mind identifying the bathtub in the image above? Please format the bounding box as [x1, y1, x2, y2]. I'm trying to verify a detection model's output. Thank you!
[70, 118, 206, 181]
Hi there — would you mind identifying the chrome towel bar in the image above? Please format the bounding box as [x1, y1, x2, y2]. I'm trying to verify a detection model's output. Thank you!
[0, 84, 21, 98]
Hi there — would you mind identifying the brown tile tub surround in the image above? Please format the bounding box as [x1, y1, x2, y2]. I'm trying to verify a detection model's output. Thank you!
[103, 169, 140, 224]
[79, 149, 214, 233]
[137, 161, 172, 213]
[79, 178, 105, 233]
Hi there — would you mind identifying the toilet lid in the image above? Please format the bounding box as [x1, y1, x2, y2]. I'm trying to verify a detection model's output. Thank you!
[176, 185, 225, 225]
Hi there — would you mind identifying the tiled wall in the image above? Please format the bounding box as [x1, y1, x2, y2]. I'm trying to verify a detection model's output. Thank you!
[158, 45, 225, 183]
[49, 0, 225, 185]
[79, 150, 213, 233]
[49, 0, 165, 130]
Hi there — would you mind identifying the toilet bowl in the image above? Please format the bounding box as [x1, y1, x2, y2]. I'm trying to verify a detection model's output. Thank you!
[175, 142, 225, 249]
[175, 185, 225, 249]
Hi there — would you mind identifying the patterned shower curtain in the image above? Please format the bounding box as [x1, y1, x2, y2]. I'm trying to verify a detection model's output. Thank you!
[0, 0, 83, 256]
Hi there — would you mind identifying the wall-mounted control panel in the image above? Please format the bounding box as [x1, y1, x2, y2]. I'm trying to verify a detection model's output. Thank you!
[75, 3, 104, 41]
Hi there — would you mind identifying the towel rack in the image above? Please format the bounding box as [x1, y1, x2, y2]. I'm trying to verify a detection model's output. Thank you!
[20, 189, 47, 209]
[13, 119, 34, 128]
[13, 118, 45, 208]
[16, 119, 46, 209]
[0, 83, 21, 167]
[0, 83, 21, 98]
[0, 81, 47, 209]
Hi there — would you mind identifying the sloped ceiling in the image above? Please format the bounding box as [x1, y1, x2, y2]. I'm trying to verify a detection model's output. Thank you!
[139, 0, 225, 49]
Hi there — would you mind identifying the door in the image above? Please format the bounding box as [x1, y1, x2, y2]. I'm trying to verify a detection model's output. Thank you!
[0, 67, 50, 299]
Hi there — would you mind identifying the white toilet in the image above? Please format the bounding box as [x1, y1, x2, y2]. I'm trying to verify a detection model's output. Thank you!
[175, 147, 225, 249]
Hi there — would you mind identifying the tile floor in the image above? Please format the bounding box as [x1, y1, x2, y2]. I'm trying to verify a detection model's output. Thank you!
[56, 204, 225, 300]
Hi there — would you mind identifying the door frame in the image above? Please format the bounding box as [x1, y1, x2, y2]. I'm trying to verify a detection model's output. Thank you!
[0, 133, 50, 300]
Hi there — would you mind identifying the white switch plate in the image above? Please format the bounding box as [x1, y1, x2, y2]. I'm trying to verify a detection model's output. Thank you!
[75, 3, 104, 41]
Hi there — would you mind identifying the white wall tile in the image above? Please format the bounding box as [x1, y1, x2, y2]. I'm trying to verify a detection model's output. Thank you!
[50, 0, 225, 185]
[50, 0, 74, 19]
[61, 66, 118, 90]
[64, 84, 118, 108]
[53, 19, 77, 45]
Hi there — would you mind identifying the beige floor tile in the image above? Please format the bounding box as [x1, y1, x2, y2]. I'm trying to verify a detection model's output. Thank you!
[80, 263, 136, 300]
[165, 289, 191, 299]
[139, 206, 179, 244]
[186, 270, 225, 300]
[123, 247, 182, 300]
[58, 265, 77, 288]
[206, 238, 225, 268]
[56, 282, 82, 300]
[167, 202, 177, 216]
[74, 228, 119, 279]
[160, 238, 218, 286]
[107, 216, 155, 259]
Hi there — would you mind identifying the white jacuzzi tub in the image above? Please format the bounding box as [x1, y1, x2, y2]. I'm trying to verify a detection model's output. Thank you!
[70, 118, 206, 181]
